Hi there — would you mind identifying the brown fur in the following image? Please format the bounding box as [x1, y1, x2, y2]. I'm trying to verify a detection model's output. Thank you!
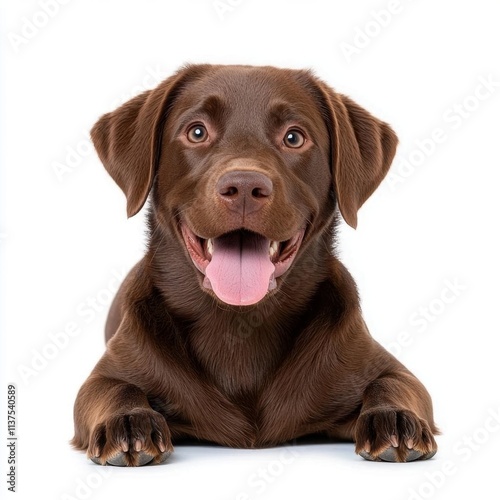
[72, 64, 438, 465]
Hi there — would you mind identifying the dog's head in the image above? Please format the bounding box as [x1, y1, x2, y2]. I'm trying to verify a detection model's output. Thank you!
[91, 64, 397, 306]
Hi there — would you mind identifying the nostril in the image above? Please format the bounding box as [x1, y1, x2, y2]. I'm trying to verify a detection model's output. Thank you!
[252, 187, 269, 198]
[220, 186, 238, 197]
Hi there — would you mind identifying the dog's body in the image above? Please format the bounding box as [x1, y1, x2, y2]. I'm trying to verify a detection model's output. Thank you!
[72, 64, 438, 466]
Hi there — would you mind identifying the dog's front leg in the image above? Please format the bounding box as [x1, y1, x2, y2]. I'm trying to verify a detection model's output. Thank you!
[71, 373, 172, 466]
[354, 368, 438, 462]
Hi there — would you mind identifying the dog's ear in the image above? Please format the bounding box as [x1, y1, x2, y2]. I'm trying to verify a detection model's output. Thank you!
[91, 65, 208, 217]
[313, 81, 398, 228]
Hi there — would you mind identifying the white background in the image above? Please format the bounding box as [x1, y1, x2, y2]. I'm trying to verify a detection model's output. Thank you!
[1, 1, 499, 499]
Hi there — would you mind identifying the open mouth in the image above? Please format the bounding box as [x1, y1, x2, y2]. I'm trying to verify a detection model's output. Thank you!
[180, 222, 305, 306]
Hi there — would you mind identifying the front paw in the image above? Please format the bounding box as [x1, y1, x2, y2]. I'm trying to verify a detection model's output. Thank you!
[354, 408, 437, 462]
[88, 408, 173, 466]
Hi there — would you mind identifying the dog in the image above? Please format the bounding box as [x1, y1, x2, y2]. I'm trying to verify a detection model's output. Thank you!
[72, 64, 438, 466]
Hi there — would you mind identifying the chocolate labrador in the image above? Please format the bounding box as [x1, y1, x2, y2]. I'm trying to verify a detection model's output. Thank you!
[72, 64, 438, 466]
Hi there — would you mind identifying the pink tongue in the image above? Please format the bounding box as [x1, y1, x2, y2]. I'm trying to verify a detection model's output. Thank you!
[205, 231, 275, 306]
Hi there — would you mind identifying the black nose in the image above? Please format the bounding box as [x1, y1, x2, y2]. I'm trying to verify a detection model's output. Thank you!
[216, 170, 273, 215]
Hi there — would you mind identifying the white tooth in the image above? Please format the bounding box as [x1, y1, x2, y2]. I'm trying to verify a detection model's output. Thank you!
[269, 241, 279, 258]
[207, 238, 214, 257]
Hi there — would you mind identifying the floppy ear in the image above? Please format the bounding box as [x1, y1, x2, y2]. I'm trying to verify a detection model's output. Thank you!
[91, 65, 208, 217]
[315, 83, 398, 228]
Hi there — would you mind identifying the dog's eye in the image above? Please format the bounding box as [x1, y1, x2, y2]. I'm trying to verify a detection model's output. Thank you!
[283, 129, 305, 149]
[187, 124, 209, 143]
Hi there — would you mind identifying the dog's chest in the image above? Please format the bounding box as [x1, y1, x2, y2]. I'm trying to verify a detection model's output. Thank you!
[188, 317, 288, 398]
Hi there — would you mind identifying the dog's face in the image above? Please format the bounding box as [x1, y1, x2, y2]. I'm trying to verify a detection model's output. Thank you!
[158, 67, 332, 306]
[91, 64, 398, 306]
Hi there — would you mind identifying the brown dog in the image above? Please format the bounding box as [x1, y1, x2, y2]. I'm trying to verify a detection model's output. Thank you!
[72, 64, 438, 466]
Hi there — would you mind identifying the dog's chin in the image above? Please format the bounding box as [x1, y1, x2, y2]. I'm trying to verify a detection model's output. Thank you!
[179, 221, 305, 306]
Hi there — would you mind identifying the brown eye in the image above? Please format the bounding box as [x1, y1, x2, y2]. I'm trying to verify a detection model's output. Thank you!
[187, 124, 208, 143]
[283, 129, 305, 148]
